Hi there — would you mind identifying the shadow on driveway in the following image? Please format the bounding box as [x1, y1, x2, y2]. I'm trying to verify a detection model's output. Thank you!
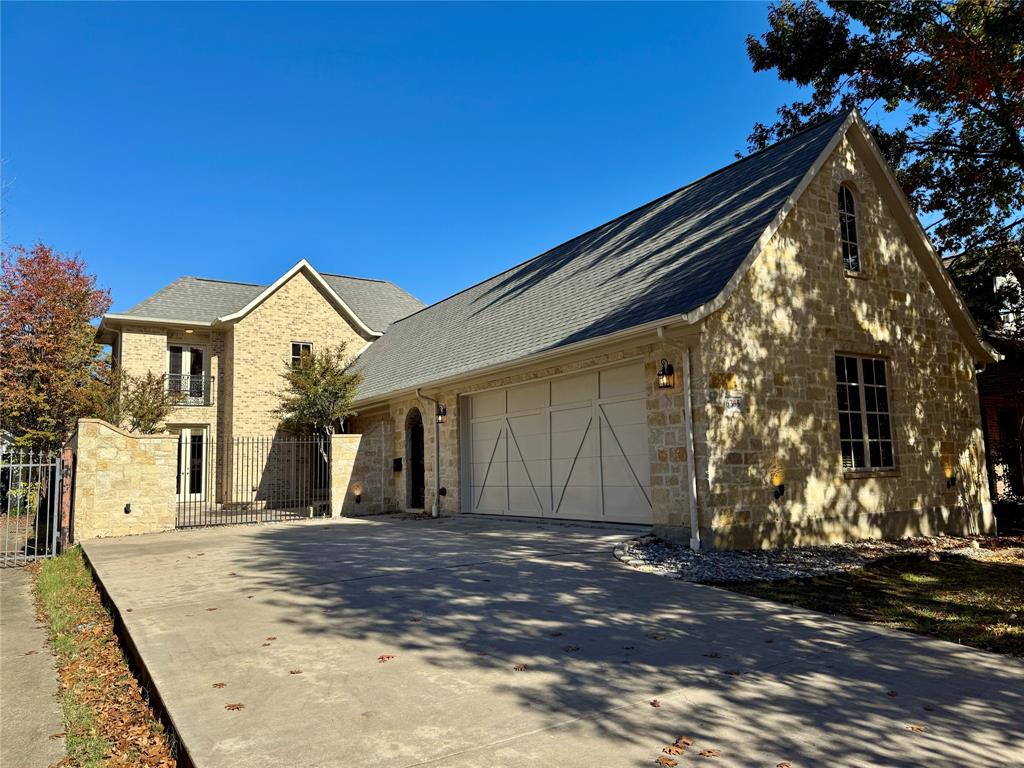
[83, 516, 1024, 767]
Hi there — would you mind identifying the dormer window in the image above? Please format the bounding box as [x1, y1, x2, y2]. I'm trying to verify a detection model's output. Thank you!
[838, 184, 861, 273]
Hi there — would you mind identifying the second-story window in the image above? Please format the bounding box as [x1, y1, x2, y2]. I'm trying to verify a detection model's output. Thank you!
[838, 184, 861, 273]
[291, 342, 312, 368]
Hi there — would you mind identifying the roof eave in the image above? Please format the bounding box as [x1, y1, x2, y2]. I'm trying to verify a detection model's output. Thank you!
[101, 314, 216, 329]
[353, 310, 698, 408]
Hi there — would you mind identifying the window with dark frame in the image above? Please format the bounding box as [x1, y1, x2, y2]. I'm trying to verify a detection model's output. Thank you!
[838, 184, 861, 273]
[835, 354, 895, 471]
[291, 342, 312, 368]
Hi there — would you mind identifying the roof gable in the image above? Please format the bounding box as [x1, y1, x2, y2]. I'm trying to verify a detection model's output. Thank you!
[104, 262, 424, 334]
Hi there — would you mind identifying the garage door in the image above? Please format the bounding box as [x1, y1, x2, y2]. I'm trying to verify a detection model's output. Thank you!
[466, 363, 652, 524]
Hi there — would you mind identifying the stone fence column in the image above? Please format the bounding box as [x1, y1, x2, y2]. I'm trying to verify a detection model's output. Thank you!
[330, 434, 362, 517]
[65, 419, 178, 541]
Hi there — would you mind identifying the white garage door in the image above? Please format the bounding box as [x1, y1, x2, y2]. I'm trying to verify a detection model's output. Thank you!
[466, 362, 652, 524]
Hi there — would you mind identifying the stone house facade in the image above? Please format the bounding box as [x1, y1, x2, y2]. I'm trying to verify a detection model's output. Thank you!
[100, 110, 999, 547]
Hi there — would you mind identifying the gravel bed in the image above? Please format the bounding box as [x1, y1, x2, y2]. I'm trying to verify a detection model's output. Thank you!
[613, 533, 1023, 583]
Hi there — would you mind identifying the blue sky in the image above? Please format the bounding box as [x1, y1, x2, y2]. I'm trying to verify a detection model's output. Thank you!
[2, 1, 802, 312]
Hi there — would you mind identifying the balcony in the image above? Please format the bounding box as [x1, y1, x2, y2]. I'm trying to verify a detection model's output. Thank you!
[168, 374, 214, 407]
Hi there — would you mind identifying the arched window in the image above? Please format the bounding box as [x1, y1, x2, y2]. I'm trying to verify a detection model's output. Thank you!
[838, 185, 861, 273]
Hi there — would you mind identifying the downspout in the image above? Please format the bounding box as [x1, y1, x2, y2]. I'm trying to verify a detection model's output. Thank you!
[657, 327, 701, 551]
[415, 388, 441, 517]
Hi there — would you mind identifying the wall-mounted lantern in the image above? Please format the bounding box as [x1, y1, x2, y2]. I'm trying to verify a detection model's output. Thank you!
[352, 482, 363, 504]
[770, 468, 785, 500]
[943, 462, 957, 489]
[436, 404, 447, 424]
[657, 359, 675, 389]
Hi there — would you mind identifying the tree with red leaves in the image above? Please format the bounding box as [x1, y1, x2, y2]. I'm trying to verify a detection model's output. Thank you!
[1, 244, 111, 448]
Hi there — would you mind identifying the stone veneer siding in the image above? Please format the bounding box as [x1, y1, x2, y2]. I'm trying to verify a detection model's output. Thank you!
[66, 419, 177, 540]
[350, 336, 703, 529]
[229, 270, 370, 437]
[347, 132, 992, 548]
[698, 132, 993, 547]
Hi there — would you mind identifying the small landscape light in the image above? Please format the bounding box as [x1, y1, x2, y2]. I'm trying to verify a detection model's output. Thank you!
[436, 404, 447, 424]
[770, 468, 785, 500]
[657, 359, 675, 389]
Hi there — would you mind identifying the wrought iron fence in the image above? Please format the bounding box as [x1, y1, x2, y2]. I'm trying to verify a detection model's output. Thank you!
[167, 374, 214, 407]
[176, 435, 331, 528]
[1, 448, 62, 566]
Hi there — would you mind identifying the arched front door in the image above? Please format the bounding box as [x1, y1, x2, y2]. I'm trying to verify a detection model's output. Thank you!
[406, 408, 425, 509]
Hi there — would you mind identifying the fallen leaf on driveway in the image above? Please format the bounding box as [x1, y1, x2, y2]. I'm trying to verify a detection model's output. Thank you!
[205, 608, 217, 612]
[289, 670, 302, 675]
[699, 748, 721, 758]
[562, 645, 580, 652]
[212, 682, 226, 688]
[663, 745, 683, 755]
[224, 703, 244, 711]
[674, 737, 694, 748]
[513, 663, 528, 672]
[907, 724, 929, 734]
[886, 690, 898, 698]
[48, 732, 65, 740]
[649, 699, 661, 708]
[725, 669, 740, 676]
[655, 757, 678, 767]
[261, 643, 271, 647]
[24, 650, 38, 656]
[378, 654, 396, 663]
[265, 636, 276, 641]
[777, 762, 792, 767]
[703, 652, 720, 658]
[648, 634, 666, 641]
[923, 704, 936, 712]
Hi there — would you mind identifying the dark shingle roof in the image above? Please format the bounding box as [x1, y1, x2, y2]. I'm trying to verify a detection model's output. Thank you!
[353, 113, 846, 401]
[320, 274, 426, 333]
[115, 273, 424, 333]
[119, 277, 264, 324]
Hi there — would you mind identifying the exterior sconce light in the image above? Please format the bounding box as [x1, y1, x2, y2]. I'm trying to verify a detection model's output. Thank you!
[352, 482, 363, 504]
[770, 468, 785, 500]
[943, 462, 957, 489]
[436, 404, 447, 424]
[657, 359, 675, 389]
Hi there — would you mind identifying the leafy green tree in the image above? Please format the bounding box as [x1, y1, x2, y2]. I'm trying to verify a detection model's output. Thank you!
[274, 344, 362, 444]
[746, 0, 1024, 339]
[1, 244, 111, 448]
[90, 367, 180, 434]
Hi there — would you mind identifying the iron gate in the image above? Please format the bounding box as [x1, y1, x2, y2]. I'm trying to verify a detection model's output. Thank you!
[176, 435, 331, 528]
[1, 448, 62, 566]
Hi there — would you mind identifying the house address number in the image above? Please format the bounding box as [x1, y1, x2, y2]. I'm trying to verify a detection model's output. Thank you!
[722, 390, 747, 414]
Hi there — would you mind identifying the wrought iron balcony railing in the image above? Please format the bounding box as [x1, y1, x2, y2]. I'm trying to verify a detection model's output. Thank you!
[167, 374, 214, 407]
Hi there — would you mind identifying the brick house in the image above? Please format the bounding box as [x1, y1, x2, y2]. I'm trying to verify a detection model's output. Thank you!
[98, 110, 1000, 547]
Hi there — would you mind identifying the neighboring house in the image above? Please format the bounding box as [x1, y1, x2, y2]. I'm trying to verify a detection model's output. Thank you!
[100, 109, 1001, 548]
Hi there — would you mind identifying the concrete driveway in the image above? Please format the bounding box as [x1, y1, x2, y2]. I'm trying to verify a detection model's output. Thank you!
[83, 516, 1024, 767]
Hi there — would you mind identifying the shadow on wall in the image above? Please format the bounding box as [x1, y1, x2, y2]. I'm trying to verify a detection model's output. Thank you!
[234, 518, 1023, 766]
[659, 139, 989, 548]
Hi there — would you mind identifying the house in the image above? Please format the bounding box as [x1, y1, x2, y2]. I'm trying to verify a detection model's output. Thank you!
[98, 110, 999, 548]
